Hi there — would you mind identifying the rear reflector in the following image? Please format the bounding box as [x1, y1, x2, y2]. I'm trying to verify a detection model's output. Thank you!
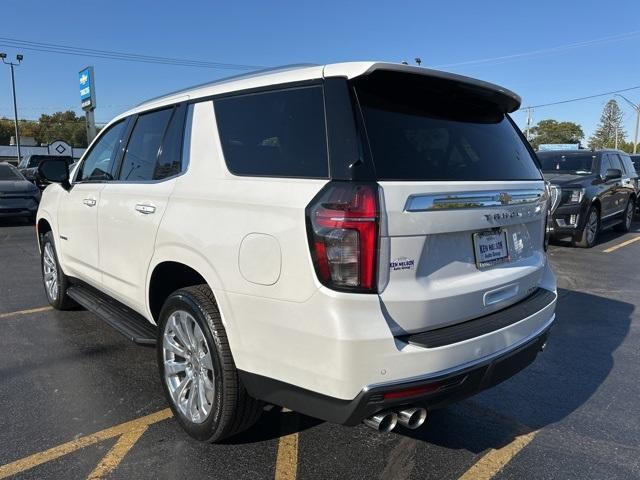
[383, 384, 441, 400]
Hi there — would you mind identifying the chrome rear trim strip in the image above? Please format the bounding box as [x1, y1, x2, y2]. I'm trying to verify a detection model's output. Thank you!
[404, 189, 546, 212]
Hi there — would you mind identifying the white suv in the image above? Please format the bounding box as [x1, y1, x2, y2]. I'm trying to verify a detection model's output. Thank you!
[36, 62, 557, 441]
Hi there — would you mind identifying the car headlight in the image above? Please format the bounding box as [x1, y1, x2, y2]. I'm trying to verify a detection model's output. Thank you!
[563, 188, 585, 204]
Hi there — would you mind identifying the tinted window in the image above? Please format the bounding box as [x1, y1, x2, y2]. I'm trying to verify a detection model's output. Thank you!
[354, 73, 541, 181]
[600, 154, 613, 175]
[538, 153, 596, 174]
[622, 155, 637, 176]
[153, 107, 184, 180]
[215, 86, 328, 178]
[119, 108, 173, 181]
[77, 121, 126, 181]
[0, 163, 22, 180]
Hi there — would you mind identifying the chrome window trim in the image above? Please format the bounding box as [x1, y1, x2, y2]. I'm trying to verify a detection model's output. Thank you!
[404, 189, 546, 212]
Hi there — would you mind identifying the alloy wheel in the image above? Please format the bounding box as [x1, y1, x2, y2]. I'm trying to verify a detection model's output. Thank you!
[43, 243, 58, 301]
[162, 310, 215, 424]
[586, 210, 598, 245]
[625, 202, 633, 229]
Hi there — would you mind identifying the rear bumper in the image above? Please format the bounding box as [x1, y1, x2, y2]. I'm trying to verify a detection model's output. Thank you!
[240, 317, 552, 425]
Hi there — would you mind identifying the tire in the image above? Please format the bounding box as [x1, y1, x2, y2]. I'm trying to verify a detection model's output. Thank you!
[40, 231, 77, 310]
[614, 198, 634, 232]
[573, 205, 599, 248]
[157, 284, 263, 442]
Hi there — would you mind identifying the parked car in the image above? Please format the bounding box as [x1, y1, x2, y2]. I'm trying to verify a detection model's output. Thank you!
[538, 149, 636, 247]
[36, 62, 557, 441]
[0, 162, 41, 221]
[19, 155, 74, 190]
[631, 155, 640, 174]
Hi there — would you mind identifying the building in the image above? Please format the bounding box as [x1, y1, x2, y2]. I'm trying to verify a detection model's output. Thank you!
[0, 137, 85, 165]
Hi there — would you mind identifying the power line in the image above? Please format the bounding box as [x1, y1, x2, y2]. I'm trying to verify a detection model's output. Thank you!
[435, 29, 640, 69]
[523, 85, 640, 110]
[0, 37, 266, 71]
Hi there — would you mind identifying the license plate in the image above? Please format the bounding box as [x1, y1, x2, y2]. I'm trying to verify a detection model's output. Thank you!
[473, 230, 509, 268]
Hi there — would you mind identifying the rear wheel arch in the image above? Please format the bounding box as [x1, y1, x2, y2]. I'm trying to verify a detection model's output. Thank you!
[148, 261, 208, 323]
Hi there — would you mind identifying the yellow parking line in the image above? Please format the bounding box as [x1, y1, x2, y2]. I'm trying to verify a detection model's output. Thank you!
[603, 235, 640, 253]
[458, 429, 538, 480]
[86, 424, 149, 480]
[274, 409, 299, 480]
[274, 433, 298, 480]
[0, 409, 172, 479]
[0, 306, 53, 319]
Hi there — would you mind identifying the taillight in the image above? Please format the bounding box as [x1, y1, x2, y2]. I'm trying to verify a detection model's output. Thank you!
[306, 182, 379, 293]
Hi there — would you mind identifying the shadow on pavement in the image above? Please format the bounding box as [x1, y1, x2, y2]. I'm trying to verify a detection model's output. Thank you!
[397, 287, 634, 452]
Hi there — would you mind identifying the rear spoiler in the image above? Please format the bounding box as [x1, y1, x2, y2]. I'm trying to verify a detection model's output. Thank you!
[324, 62, 521, 113]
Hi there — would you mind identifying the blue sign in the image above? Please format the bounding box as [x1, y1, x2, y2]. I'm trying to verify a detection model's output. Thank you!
[79, 66, 96, 110]
[538, 143, 580, 151]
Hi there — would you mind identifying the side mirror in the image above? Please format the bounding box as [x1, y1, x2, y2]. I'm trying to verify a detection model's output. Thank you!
[604, 168, 622, 181]
[37, 158, 71, 190]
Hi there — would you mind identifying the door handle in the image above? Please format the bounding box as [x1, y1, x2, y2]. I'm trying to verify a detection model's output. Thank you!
[135, 203, 156, 215]
[83, 198, 97, 207]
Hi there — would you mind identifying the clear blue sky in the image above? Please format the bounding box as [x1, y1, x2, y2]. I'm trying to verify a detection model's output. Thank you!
[0, 0, 639, 141]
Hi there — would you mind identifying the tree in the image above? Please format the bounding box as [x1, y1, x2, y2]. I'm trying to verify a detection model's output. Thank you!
[34, 111, 87, 147]
[529, 119, 584, 150]
[0, 111, 87, 148]
[589, 99, 627, 149]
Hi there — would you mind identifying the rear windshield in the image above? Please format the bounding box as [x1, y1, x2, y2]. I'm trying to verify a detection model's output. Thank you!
[538, 153, 596, 174]
[0, 164, 22, 180]
[353, 72, 541, 181]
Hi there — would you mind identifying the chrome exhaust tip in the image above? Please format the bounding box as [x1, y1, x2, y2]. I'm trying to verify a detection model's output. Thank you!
[397, 407, 427, 430]
[363, 411, 398, 432]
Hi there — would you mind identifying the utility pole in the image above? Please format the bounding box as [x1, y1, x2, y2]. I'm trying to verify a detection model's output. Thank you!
[0, 53, 23, 164]
[615, 94, 640, 154]
[525, 107, 533, 141]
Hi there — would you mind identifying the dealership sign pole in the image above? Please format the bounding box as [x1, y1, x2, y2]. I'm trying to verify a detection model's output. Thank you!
[79, 66, 97, 143]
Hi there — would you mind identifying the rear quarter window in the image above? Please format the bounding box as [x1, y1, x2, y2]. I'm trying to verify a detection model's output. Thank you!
[353, 72, 541, 181]
[214, 85, 329, 178]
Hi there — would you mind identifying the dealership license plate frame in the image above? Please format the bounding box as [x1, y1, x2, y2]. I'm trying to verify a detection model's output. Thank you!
[473, 229, 509, 269]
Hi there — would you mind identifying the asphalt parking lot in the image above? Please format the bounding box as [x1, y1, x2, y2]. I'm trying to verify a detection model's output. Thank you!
[1, 218, 639, 480]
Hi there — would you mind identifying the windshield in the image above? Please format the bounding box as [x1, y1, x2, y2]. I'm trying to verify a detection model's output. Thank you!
[0, 164, 23, 180]
[538, 153, 595, 174]
[353, 71, 541, 181]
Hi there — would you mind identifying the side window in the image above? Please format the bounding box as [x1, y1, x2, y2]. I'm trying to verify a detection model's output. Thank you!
[118, 108, 173, 181]
[600, 154, 613, 176]
[153, 107, 185, 180]
[611, 154, 625, 172]
[214, 85, 329, 178]
[622, 155, 637, 176]
[77, 121, 127, 182]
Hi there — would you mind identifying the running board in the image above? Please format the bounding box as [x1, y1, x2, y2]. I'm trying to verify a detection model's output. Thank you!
[67, 285, 157, 345]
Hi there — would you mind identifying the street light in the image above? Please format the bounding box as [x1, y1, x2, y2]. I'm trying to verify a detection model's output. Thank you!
[615, 94, 640, 154]
[1, 53, 23, 163]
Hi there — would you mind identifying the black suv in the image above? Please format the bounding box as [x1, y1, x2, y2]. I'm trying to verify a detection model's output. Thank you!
[538, 149, 637, 248]
[18, 155, 74, 190]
